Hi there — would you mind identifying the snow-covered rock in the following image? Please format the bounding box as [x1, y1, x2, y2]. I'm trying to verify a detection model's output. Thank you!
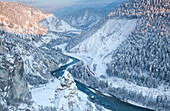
[55, 71, 81, 111]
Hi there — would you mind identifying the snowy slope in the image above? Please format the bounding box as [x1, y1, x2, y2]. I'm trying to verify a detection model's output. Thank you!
[39, 15, 80, 33]
[70, 18, 137, 77]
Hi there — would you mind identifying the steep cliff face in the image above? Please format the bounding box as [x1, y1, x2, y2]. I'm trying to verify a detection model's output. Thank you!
[0, 0, 53, 35]
[0, 40, 31, 108]
[8, 56, 31, 106]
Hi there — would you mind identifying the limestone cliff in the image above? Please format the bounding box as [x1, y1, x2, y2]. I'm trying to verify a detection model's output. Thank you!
[0, 0, 53, 35]
[0, 40, 31, 108]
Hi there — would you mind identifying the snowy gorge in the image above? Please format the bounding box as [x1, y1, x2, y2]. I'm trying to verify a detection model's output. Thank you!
[0, 0, 170, 111]
[67, 0, 170, 110]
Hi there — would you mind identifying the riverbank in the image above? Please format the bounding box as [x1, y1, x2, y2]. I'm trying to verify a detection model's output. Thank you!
[65, 53, 169, 110]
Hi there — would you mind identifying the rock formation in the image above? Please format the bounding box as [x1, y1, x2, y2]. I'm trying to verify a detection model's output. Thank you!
[55, 71, 81, 111]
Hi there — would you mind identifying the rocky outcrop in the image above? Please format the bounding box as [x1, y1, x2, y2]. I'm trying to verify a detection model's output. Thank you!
[0, 41, 6, 54]
[0, 0, 53, 35]
[55, 71, 81, 111]
[0, 42, 31, 107]
[8, 56, 31, 106]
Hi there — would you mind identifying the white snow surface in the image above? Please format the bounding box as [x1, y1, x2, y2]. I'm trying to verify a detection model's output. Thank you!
[31, 79, 60, 108]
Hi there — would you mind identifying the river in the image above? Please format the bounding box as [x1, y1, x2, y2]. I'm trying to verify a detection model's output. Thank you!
[51, 55, 153, 111]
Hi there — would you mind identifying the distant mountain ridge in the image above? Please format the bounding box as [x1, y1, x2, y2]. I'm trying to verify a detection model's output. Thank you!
[62, 0, 127, 29]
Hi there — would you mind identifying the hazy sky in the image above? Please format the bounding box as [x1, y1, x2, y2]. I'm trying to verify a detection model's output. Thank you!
[3, 0, 115, 11]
